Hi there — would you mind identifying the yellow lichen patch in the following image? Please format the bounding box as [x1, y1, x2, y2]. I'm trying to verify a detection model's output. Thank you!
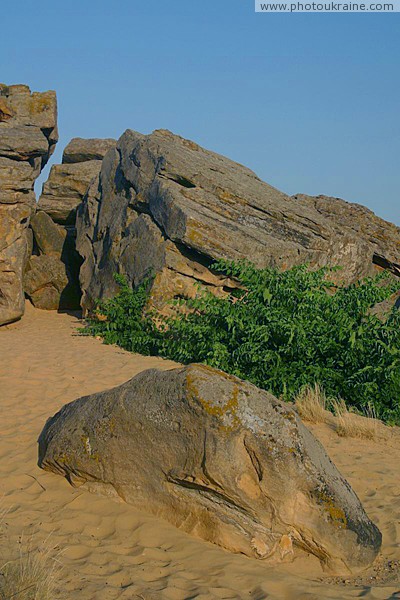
[0, 98, 13, 121]
[317, 491, 347, 529]
[94, 416, 117, 436]
[182, 138, 200, 151]
[29, 93, 54, 114]
[55, 452, 70, 465]
[185, 367, 242, 432]
[185, 221, 230, 256]
[190, 363, 239, 384]
[216, 187, 247, 206]
[282, 411, 296, 421]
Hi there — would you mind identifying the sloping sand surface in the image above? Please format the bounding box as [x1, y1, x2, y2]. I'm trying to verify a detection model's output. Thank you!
[0, 302, 399, 599]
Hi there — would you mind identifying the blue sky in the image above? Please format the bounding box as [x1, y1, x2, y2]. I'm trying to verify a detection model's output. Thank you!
[1, 0, 399, 224]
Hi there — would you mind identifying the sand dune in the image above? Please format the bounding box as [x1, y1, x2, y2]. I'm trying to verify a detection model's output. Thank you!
[0, 302, 399, 599]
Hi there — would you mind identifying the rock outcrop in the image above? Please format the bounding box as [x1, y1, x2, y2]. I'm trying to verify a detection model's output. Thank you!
[75, 129, 400, 315]
[38, 364, 382, 574]
[27, 138, 115, 310]
[293, 194, 400, 278]
[24, 211, 81, 310]
[0, 84, 57, 326]
[38, 137, 115, 224]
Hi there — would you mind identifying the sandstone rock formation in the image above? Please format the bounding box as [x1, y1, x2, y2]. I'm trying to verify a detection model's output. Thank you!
[62, 137, 116, 164]
[293, 194, 400, 278]
[38, 364, 382, 574]
[24, 211, 81, 310]
[75, 129, 400, 314]
[38, 137, 115, 224]
[28, 138, 115, 310]
[0, 84, 57, 326]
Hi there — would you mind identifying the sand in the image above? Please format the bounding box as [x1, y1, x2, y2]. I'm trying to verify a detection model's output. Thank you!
[0, 302, 399, 600]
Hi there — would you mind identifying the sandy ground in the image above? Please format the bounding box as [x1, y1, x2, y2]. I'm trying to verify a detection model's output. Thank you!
[0, 302, 399, 600]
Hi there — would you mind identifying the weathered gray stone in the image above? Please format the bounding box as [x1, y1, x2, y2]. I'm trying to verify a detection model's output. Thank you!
[24, 253, 80, 310]
[62, 137, 116, 164]
[32, 136, 117, 309]
[30, 211, 67, 257]
[0, 125, 50, 161]
[293, 194, 400, 280]
[38, 161, 104, 224]
[25, 211, 82, 310]
[0, 157, 37, 194]
[38, 364, 382, 574]
[76, 129, 400, 315]
[33, 137, 117, 308]
[0, 84, 57, 326]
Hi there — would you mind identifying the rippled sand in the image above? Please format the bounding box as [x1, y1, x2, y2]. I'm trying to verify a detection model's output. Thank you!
[0, 302, 399, 599]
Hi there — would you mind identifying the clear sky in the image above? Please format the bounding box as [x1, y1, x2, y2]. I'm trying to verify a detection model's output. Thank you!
[1, 0, 399, 224]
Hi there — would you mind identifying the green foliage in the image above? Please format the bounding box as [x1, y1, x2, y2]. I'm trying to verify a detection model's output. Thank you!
[82, 274, 160, 355]
[82, 263, 400, 425]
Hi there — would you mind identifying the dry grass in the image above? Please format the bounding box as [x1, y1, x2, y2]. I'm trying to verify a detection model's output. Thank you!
[295, 383, 332, 424]
[0, 536, 62, 600]
[295, 385, 388, 442]
[1, 504, 62, 600]
[332, 399, 381, 440]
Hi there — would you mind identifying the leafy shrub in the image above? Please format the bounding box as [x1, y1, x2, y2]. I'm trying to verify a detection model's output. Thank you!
[82, 262, 400, 424]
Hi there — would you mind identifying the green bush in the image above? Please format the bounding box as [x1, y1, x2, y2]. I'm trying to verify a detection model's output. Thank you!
[82, 263, 400, 425]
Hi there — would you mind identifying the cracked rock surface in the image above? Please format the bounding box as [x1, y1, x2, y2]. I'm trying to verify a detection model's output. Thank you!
[0, 84, 57, 326]
[38, 137, 115, 225]
[76, 128, 400, 315]
[27, 137, 115, 310]
[24, 211, 82, 310]
[38, 364, 382, 574]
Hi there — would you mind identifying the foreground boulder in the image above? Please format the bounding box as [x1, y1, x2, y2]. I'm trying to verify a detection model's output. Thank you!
[0, 84, 57, 326]
[76, 129, 400, 314]
[38, 364, 381, 574]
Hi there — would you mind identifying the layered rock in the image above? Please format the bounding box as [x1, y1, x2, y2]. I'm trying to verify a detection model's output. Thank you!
[27, 138, 115, 310]
[62, 137, 117, 164]
[38, 364, 382, 574]
[76, 129, 400, 314]
[38, 137, 115, 224]
[0, 84, 57, 326]
[293, 194, 400, 279]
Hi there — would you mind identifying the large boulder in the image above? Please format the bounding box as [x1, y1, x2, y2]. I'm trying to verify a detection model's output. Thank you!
[75, 129, 400, 315]
[29, 210, 67, 257]
[38, 364, 382, 575]
[0, 84, 57, 326]
[38, 137, 115, 224]
[62, 137, 116, 164]
[24, 254, 77, 310]
[24, 211, 81, 310]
